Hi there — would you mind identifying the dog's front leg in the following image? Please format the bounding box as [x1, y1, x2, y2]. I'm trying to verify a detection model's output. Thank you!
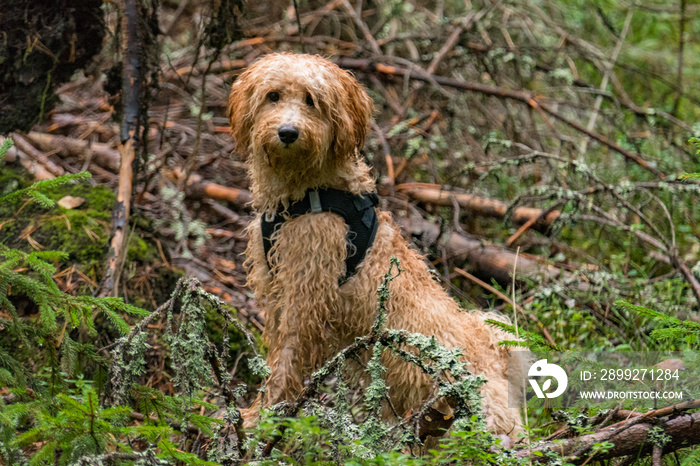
[234, 334, 305, 426]
[244, 216, 307, 404]
[254, 213, 349, 406]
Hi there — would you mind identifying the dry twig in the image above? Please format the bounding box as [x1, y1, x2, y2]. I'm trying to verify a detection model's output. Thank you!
[334, 58, 666, 179]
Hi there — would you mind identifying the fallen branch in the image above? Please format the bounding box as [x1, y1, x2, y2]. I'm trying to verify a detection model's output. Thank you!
[11, 133, 65, 177]
[396, 183, 561, 229]
[100, 0, 142, 297]
[395, 211, 587, 290]
[506, 202, 564, 247]
[609, 399, 700, 427]
[521, 402, 700, 464]
[163, 170, 253, 208]
[172, 58, 247, 78]
[188, 179, 252, 207]
[28, 132, 121, 172]
[3, 142, 54, 180]
[340, 0, 381, 55]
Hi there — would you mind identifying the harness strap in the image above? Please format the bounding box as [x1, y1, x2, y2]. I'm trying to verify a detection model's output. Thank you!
[261, 188, 379, 283]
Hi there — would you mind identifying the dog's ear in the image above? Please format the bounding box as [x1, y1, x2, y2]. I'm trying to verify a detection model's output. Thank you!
[332, 70, 374, 158]
[227, 72, 255, 153]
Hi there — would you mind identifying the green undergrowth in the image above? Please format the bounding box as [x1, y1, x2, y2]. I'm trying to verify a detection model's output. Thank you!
[0, 151, 177, 306]
[0, 163, 110, 279]
[0, 141, 256, 464]
[445, 135, 700, 352]
[2, 137, 699, 463]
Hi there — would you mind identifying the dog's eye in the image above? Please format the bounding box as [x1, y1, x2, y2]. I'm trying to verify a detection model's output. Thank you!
[268, 92, 280, 102]
[305, 94, 315, 107]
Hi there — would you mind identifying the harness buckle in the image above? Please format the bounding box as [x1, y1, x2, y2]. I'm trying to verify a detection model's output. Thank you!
[309, 190, 322, 212]
[264, 209, 276, 222]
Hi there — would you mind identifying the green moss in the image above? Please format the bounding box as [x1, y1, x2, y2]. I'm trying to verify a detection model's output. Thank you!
[44, 181, 116, 212]
[127, 236, 157, 263]
[3, 174, 115, 278]
[0, 171, 112, 270]
[0, 167, 24, 196]
[35, 211, 109, 269]
[0, 166, 178, 302]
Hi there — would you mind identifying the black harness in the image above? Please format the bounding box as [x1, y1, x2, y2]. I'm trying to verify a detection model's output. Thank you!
[261, 188, 379, 283]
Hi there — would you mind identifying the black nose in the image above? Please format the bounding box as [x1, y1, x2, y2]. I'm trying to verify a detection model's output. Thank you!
[278, 126, 299, 145]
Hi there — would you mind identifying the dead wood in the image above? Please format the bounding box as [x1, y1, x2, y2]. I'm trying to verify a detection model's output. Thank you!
[4, 142, 55, 181]
[190, 181, 253, 207]
[100, 0, 141, 297]
[506, 202, 564, 247]
[334, 58, 666, 180]
[520, 406, 700, 464]
[28, 132, 121, 172]
[396, 183, 561, 229]
[11, 133, 65, 177]
[163, 170, 253, 208]
[395, 210, 585, 289]
[171, 58, 247, 79]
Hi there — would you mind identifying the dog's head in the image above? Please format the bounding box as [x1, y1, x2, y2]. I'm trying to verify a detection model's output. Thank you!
[228, 53, 373, 172]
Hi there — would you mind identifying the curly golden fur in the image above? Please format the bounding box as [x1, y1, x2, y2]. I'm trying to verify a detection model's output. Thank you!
[228, 53, 524, 438]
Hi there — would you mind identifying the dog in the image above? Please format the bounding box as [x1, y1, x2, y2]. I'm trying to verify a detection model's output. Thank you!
[227, 53, 524, 439]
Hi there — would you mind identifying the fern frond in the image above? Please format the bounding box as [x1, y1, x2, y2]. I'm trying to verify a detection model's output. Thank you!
[614, 300, 669, 321]
[0, 138, 13, 164]
[615, 300, 700, 345]
[60, 336, 79, 377]
[486, 318, 558, 351]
